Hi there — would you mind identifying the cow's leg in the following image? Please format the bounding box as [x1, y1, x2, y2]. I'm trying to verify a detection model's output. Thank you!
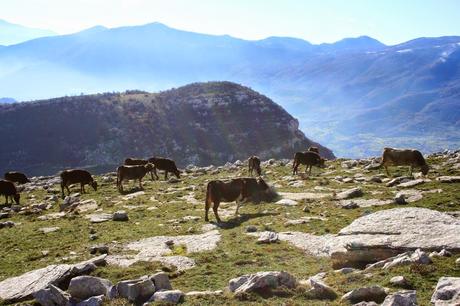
[409, 166, 413, 176]
[139, 178, 143, 189]
[213, 200, 221, 223]
[61, 182, 65, 199]
[5, 194, 8, 205]
[164, 171, 168, 180]
[150, 171, 154, 181]
[66, 185, 71, 196]
[385, 166, 390, 177]
[309, 165, 313, 176]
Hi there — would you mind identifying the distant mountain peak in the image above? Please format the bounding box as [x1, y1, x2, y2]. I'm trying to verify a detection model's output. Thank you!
[0, 19, 56, 45]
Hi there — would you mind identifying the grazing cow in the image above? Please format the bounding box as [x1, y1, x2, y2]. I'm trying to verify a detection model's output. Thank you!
[4, 171, 30, 184]
[124, 157, 154, 180]
[248, 156, 262, 176]
[205, 177, 275, 222]
[293, 151, 325, 175]
[308, 146, 320, 154]
[0, 180, 20, 205]
[148, 157, 180, 180]
[380, 147, 429, 176]
[60, 169, 98, 198]
[117, 163, 154, 192]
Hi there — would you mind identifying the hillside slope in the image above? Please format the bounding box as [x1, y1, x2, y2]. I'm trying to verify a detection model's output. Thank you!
[0, 82, 333, 175]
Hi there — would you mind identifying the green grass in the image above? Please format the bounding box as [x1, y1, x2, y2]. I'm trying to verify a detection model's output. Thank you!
[0, 156, 459, 305]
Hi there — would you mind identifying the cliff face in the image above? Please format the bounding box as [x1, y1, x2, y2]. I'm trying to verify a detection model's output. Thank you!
[0, 82, 334, 175]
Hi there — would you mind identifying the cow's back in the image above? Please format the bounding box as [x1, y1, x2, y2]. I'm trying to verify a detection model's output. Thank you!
[382, 148, 427, 166]
[61, 169, 92, 184]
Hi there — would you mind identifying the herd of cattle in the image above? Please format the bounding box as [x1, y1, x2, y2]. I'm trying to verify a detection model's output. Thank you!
[0, 147, 430, 223]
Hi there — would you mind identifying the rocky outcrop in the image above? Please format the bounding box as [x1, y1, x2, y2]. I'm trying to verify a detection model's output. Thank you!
[228, 271, 297, 296]
[0, 255, 106, 303]
[382, 290, 417, 306]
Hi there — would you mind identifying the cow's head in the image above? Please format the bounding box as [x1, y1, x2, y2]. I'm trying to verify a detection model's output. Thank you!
[421, 164, 429, 176]
[13, 193, 20, 205]
[91, 181, 98, 191]
[174, 169, 181, 179]
[255, 177, 278, 202]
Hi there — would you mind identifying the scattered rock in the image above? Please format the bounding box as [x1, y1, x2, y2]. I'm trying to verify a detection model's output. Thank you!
[394, 194, 407, 205]
[257, 231, 279, 244]
[112, 210, 129, 221]
[394, 190, 423, 203]
[116, 276, 155, 304]
[168, 177, 181, 184]
[185, 290, 223, 297]
[397, 179, 427, 188]
[0, 212, 10, 219]
[89, 245, 109, 255]
[275, 199, 298, 206]
[341, 286, 387, 304]
[381, 290, 417, 306]
[336, 187, 363, 200]
[341, 201, 359, 209]
[390, 276, 412, 288]
[229, 271, 297, 295]
[86, 213, 113, 223]
[245, 225, 258, 233]
[430, 249, 453, 258]
[436, 176, 460, 183]
[431, 277, 460, 305]
[67, 275, 112, 300]
[386, 177, 413, 187]
[38, 227, 60, 234]
[0, 221, 15, 228]
[284, 216, 325, 226]
[305, 277, 337, 300]
[33, 284, 71, 306]
[76, 295, 105, 306]
[150, 272, 172, 291]
[60, 193, 80, 211]
[149, 289, 183, 304]
[122, 191, 145, 200]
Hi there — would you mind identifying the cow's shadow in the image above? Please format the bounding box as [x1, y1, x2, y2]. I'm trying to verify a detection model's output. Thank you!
[212, 212, 279, 229]
[118, 186, 144, 195]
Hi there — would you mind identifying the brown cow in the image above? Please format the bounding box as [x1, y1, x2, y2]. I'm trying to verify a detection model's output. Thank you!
[204, 177, 276, 222]
[117, 163, 154, 192]
[248, 156, 262, 176]
[0, 180, 20, 205]
[60, 169, 98, 198]
[148, 157, 180, 180]
[308, 146, 320, 154]
[124, 157, 154, 180]
[293, 151, 325, 175]
[4, 171, 30, 184]
[380, 147, 429, 176]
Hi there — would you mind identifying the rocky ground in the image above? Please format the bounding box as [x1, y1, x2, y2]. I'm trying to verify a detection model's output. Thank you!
[0, 150, 459, 305]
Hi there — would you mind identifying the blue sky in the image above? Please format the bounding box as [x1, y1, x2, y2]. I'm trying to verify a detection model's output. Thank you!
[1, 0, 460, 45]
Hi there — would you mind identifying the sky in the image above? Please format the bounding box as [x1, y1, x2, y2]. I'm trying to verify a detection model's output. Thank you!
[1, 0, 460, 45]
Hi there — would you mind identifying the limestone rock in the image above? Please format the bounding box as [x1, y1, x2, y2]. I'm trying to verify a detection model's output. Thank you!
[86, 213, 113, 223]
[257, 231, 279, 244]
[381, 290, 417, 306]
[67, 276, 112, 300]
[229, 271, 297, 295]
[431, 277, 460, 305]
[306, 277, 337, 300]
[112, 210, 129, 221]
[76, 295, 105, 306]
[436, 176, 460, 183]
[397, 179, 427, 188]
[390, 276, 412, 288]
[275, 198, 298, 206]
[336, 187, 363, 200]
[185, 290, 223, 297]
[149, 289, 183, 304]
[150, 272, 172, 291]
[341, 286, 387, 304]
[116, 276, 155, 303]
[33, 284, 71, 306]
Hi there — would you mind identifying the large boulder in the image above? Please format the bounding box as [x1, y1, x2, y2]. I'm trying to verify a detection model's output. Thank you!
[67, 276, 112, 300]
[150, 272, 172, 291]
[228, 271, 297, 295]
[0, 255, 106, 303]
[33, 284, 71, 306]
[431, 277, 460, 305]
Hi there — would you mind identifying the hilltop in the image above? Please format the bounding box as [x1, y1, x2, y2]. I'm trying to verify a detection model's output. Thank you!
[0, 82, 334, 176]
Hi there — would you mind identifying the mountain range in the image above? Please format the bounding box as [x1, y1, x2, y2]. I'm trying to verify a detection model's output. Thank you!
[0, 19, 56, 45]
[0, 82, 333, 176]
[0, 22, 458, 157]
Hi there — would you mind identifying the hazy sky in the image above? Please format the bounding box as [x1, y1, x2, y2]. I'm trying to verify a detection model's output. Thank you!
[1, 0, 460, 45]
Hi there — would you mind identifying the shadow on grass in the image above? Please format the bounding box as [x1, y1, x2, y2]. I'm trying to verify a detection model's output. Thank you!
[212, 212, 279, 229]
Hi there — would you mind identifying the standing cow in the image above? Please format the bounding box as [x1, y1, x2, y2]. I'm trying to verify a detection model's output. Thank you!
[248, 156, 262, 176]
[380, 147, 429, 176]
[124, 157, 155, 180]
[0, 180, 20, 205]
[292, 151, 325, 175]
[60, 169, 98, 198]
[148, 157, 180, 180]
[204, 177, 274, 222]
[4, 172, 30, 184]
[117, 163, 154, 192]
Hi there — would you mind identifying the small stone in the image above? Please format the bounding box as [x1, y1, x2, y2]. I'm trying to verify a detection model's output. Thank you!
[390, 276, 411, 288]
[257, 231, 279, 244]
[381, 290, 417, 306]
[112, 210, 129, 221]
[336, 187, 363, 200]
[341, 286, 387, 304]
[149, 289, 183, 304]
[89, 245, 109, 255]
[89, 234, 98, 241]
[394, 194, 407, 205]
[38, 227, 60, 234]
[245, 225, 258, 233]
